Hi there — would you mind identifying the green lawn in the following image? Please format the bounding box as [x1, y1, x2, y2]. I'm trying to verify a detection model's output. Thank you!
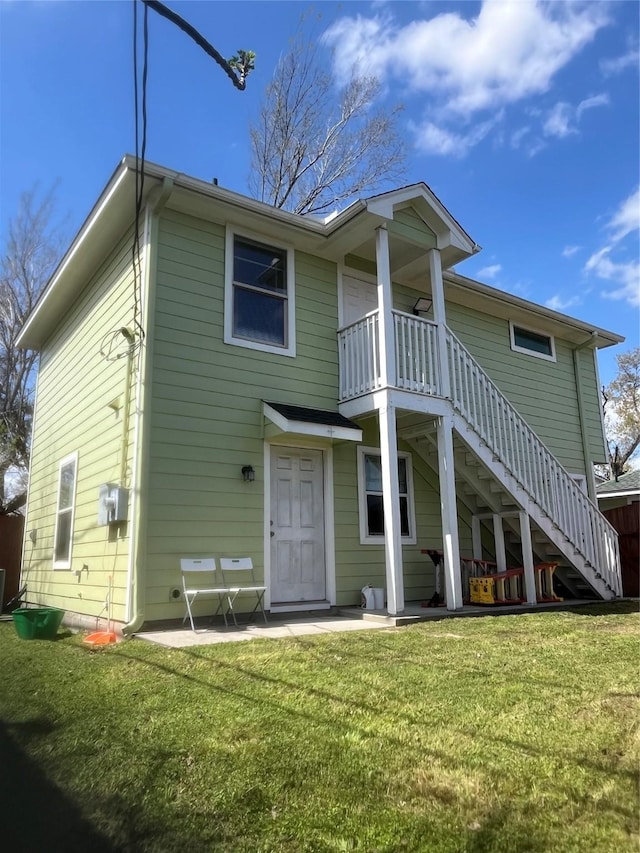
[0, 603, 638, 852]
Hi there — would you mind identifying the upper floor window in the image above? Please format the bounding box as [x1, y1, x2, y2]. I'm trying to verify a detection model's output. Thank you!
[357, 446, 416, 545]
[509, 322, 556, 362]
[53, 452, 78, 569]
[224, 230, 296, 357]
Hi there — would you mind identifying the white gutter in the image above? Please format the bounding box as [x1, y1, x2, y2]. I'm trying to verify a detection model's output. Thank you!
[573, 331, 599, 500]
[121, 176, 175, 635]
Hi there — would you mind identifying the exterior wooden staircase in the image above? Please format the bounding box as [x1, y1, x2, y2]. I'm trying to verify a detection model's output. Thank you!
[339, 311, 622, 600]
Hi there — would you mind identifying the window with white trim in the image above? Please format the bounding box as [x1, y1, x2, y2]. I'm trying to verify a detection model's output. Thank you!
[509, 322, 556, 361]
[53, 452, 78, 569]
[224, 230, 296, 356]
[357, 446, 416, 545]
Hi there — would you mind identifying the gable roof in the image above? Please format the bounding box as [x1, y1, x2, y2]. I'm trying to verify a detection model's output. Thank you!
[17, 155, 624, 352]
[596, 469, 640, 496]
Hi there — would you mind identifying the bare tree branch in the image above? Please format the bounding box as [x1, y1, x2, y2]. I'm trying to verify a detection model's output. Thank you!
[0, 187, 63, 512]
[249, 35, 405, 215]
[602, 347, 640, 479]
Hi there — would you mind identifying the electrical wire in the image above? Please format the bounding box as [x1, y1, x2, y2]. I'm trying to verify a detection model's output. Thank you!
[131, 0, 149, 343]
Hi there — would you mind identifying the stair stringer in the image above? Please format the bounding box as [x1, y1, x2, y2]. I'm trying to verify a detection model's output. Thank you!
[451, 413, 616, 600]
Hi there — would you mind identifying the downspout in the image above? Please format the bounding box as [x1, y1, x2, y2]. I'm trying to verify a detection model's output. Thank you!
[119, 328, 136, 485]
[573, 331, 598, 501]
[122, 177, 174, 635]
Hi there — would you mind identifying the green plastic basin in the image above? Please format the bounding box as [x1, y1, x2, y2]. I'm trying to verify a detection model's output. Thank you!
[13, 607, 65, 640]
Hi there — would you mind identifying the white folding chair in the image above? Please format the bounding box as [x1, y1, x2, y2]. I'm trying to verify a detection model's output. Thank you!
[180, 558, 229, 632]
[219, 558, 268, 626]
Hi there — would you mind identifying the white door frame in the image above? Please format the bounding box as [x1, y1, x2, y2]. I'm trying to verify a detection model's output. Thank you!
[264, 439, 336, 612]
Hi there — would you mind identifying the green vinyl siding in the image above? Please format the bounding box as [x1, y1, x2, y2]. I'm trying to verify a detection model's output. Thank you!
[388, 206, 437, 249]
[23, 227, 138, 621]
[443, 300, 600, 474]
[145, 209, 339, 620]
[332, 419, 473, 605]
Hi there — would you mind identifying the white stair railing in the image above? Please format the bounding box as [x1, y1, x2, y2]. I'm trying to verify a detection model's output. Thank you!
[336, 310, 621, 596]
[445, 328, 621, 595]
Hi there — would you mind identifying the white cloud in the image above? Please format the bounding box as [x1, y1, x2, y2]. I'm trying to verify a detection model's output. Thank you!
[600, 47, 639, 77]
[576, 92, 610, 119]
[606, 186, 640, 243]
[545, 294, 582, 311]
[584, 188, 640, 307]
[323, 1, 609, 159]
[477, 263, 502, 280]
[562, 245, 582, 258]
[543, 102, 575, 138]
[411, 113, 500, 157]
[324, 1, 608, 114]
[543, 93, 609, 138]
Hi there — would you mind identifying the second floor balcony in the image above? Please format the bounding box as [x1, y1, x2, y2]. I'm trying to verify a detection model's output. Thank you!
[338, 309, 442, 403]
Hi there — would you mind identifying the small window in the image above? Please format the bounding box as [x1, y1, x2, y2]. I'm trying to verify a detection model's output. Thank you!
[53, 453, 78, 569]
[224, 231, 296, 356]
[509, 322, 556, 361]
[357, 446, 416, 545]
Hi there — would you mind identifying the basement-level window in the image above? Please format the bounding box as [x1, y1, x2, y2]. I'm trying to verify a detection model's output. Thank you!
[509, 322, 556, 361]
[357, 446, 416, 545]
[224, 230, 296, 357]
[53, 452, 78, 569]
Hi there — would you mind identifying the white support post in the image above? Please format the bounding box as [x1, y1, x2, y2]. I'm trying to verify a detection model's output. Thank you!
[376, 226, 396, 389]
[437, 414, 463, 610]
[379, 397, 404, 615]
[429, 249, 450, 399]
[471, 516, 483, 560]
[519, 510, 537, 604]
[493, 514, 507, 573]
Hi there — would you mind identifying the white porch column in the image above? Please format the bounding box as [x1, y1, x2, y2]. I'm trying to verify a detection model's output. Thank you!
[429, 249, 450, 399]
[376, 225, 396, 389]
[471, 516, 483, 560]
[519, 510, 537, 604]
[492, 514, 507, 573]
[379, 396, 404, 615]
[437, 414, 463, 610]
[375, 225, 404, 614]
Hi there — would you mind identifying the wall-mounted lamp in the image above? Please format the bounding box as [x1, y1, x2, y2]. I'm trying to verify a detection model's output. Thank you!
[241, 465, 255, 483]
[412, 297, 433, 316]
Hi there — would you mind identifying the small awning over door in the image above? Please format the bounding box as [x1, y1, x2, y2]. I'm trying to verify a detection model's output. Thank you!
[263, 401, 362, 443]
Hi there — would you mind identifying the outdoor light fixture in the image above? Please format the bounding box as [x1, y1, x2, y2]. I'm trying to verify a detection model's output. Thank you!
[241, 465, 255, 482]
[412, 297, 433, 316]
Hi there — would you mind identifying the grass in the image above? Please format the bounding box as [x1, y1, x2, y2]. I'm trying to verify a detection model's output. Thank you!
[0, 602, 638, 853]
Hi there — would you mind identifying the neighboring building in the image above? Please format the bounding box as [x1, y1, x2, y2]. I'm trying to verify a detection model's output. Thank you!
[596, 470, 640, 511]
[16, 156, 624, 632]
[597, 471, 640, 598]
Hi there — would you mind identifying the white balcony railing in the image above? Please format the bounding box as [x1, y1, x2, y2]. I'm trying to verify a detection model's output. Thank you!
[337, 309, 622, 596]
[338, 310, 440, 401]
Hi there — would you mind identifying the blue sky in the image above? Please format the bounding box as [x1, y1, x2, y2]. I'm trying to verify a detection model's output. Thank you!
[1, 0, 638, 385]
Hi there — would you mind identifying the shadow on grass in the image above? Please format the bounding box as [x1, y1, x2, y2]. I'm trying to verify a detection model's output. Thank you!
[0, 719, 117, 852]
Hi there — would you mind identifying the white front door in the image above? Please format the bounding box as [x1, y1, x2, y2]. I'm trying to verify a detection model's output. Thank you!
[270, 447, 326, 603]
[342, 272, 378, 326]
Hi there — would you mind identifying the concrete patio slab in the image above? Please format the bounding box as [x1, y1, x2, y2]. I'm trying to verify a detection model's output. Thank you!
[135, 616, 394, 648]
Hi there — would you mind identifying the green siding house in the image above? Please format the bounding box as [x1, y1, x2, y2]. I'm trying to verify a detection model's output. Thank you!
[17, 156, 624, 633]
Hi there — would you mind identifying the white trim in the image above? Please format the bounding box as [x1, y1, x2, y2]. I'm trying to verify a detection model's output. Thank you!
[269, 602, 332, 613]
[265, 443, 335, 610]
[509, 321, 556, 362]
[224, 227, 296, 357]
[124, 204, 152, 623]
[52, 451, 78, 570]
[17, 167, 129, 348]
[356, 445, 417, 546]
[337, 262, 345, 328]
[570, 474, 588, 494]
[262, 403, 362, 443]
